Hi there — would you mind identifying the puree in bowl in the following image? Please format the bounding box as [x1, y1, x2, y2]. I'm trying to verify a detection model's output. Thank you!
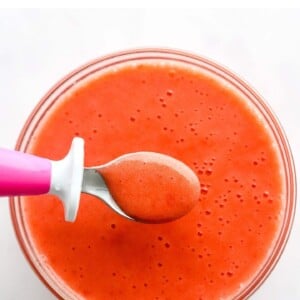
[22, 61, 284, 299]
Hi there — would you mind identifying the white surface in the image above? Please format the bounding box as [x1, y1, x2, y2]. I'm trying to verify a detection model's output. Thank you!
[0, 8, 299, 300]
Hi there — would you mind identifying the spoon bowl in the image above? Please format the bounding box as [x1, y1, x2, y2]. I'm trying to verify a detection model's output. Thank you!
[81, 168, 133, 220]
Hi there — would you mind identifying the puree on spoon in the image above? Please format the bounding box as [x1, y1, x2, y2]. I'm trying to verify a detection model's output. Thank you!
[98, 151, 200, 223]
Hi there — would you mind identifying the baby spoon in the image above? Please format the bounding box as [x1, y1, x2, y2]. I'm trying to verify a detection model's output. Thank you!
[0, 138, 200, 223]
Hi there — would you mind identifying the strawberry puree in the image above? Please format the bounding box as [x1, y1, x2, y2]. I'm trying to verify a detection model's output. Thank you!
[99, 152, 200, 223]
[22, 62, 283, 299]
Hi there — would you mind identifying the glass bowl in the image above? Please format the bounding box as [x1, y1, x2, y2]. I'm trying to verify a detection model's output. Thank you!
[10, 48, 296, 299]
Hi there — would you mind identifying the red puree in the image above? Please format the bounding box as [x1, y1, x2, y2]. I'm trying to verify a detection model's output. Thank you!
[99, 152, 200, 223]
[23, 62, 283, 299]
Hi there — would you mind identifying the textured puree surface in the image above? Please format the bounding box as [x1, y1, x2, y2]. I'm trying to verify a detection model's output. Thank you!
[99, 152, 200, 223]
[23, 62, 283, 299]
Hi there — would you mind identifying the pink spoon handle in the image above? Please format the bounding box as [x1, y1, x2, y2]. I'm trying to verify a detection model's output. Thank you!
[0, 148, 51, 196]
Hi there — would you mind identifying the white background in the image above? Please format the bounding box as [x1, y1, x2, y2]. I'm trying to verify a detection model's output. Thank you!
[0, 8, 299, 300]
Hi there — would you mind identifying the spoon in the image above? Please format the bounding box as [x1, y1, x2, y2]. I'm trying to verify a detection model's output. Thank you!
[0, 138, 200, 223]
